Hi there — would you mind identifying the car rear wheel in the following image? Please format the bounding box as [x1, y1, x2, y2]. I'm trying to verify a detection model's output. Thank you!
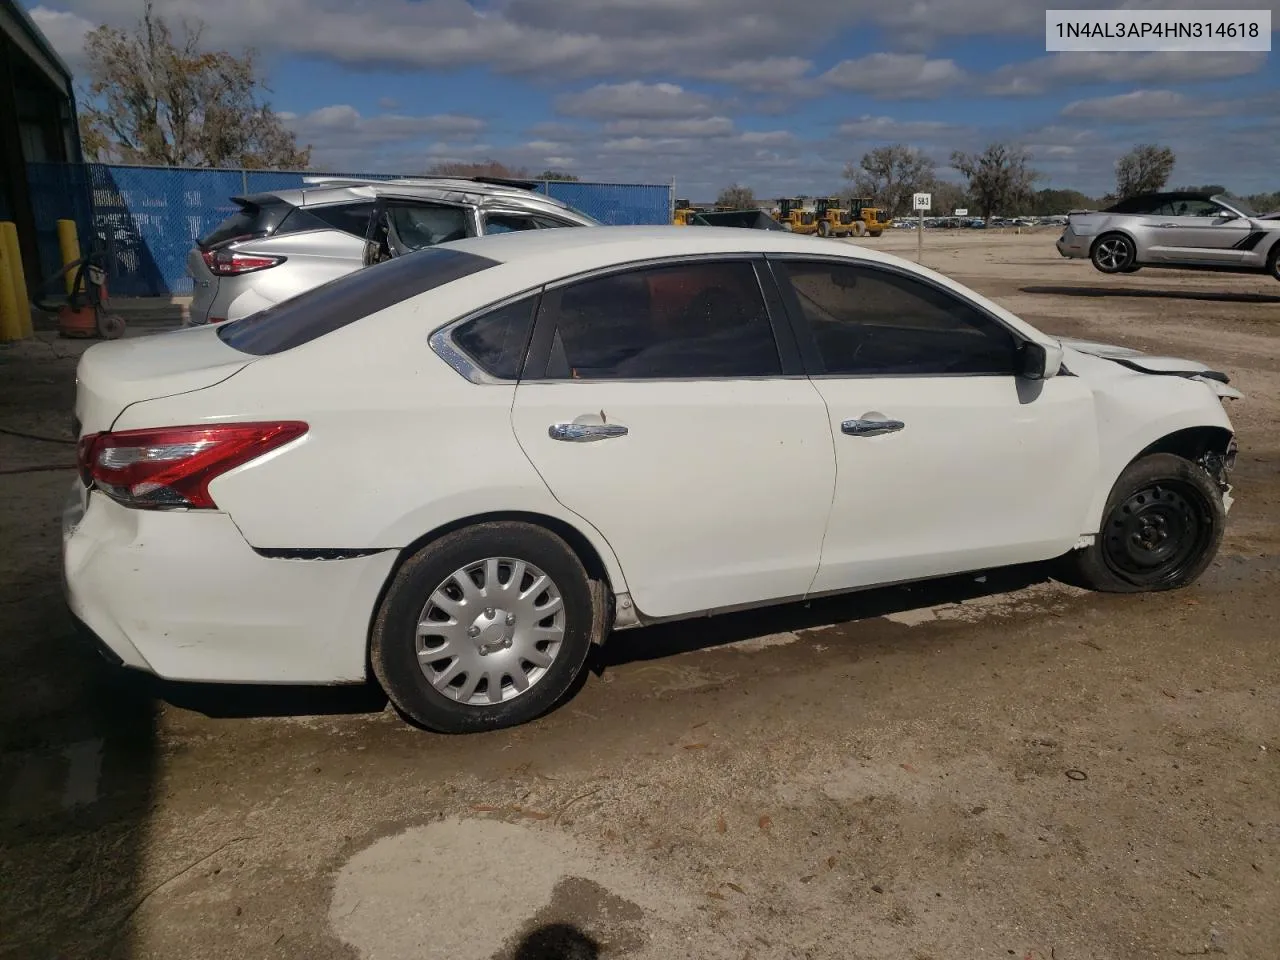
[1266, 242, 1280, 283]
[1063, 453, 1225, 593]
[1091, 233, 1136, 273]
[371, 522, 599, 733]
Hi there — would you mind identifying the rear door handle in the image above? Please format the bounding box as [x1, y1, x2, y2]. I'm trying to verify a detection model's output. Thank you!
[548, 422, 629, 442]
[841, 418, 905, 437]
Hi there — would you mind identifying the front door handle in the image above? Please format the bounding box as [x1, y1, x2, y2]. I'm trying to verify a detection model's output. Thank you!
[548, 422, 629, 443]
[841, 418, 905, 437]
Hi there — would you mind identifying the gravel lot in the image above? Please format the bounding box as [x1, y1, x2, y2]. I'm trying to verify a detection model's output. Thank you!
[2, 229, 1277, 960]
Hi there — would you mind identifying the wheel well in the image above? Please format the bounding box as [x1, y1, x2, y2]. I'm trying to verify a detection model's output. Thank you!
[1135, 426, 1234, 465]
[362, 511, 617, 681]
[1090, 230, 1133, 254]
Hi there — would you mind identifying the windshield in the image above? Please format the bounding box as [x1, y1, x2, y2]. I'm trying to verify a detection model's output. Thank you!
[1216, 193, 1257, 217]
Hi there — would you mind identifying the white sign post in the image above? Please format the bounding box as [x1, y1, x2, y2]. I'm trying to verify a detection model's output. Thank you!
[955, 207, 968, 217]
[913, 192, 931, 262]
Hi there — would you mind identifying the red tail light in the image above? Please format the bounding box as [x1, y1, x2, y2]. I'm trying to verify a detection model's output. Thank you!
[201, 247, 285, 277]
[77, 422, 308, 509]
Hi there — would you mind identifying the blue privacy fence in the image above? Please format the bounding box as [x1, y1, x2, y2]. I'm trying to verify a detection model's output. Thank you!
[26, 163, 674, 297]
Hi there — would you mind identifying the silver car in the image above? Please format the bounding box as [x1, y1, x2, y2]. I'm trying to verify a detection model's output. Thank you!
[185, 176, 598, 325]
[1056, 191, 1280, 282]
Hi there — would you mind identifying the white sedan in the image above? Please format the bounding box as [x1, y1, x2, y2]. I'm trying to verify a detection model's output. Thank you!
[63, 226, 1240, 733]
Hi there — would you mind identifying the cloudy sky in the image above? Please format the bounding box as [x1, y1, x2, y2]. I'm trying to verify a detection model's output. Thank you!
[25, 0, 1280, 199]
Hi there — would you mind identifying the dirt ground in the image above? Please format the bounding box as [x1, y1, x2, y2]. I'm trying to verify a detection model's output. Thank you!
[1, 230, 1277, 960]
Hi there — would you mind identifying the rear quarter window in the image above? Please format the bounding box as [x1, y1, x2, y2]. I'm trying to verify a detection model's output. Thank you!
[216, 247, 499, 356]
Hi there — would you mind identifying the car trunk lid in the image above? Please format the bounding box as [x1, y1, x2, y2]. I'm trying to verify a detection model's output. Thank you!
[75, 327, 256, 434]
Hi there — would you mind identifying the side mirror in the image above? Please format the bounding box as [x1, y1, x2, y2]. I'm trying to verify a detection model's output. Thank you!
[1019, 341, 1063, 380]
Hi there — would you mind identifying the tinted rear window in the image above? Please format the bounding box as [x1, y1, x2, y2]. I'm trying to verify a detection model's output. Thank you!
[199, 198, 294, 248]
[217, 247, 499, 356]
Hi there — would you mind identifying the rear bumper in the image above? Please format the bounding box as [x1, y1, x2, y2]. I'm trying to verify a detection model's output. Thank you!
[61, 481, 397, 684]
[1056, 229, 1089, 259]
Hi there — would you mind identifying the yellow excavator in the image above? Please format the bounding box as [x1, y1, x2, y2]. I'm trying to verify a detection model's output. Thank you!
[846, 197, 887, 237]
[774, 197, 818, 235]
[673, 198, 705, 226]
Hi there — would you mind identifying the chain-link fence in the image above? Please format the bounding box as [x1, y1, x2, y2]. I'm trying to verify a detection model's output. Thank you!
[25, 163, 674, 297]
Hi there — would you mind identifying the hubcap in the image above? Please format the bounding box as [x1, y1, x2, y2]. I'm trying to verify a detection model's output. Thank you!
[1095, 239, 1131, 270]
[1102, 482, 1210, 586]
[415, 557, 565, 706]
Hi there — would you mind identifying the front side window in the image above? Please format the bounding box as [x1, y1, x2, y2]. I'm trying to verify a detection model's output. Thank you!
[385, 202, 472, 250]
[540, 260, 781, 380]
[484, 213, 578, 234]
[776, 260, 1019, 377]
[1154, 199, 1223, 218]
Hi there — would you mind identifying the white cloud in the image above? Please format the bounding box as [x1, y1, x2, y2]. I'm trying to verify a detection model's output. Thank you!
[821, 54, 967, 99]
[837, 115, 971, 140]
[556, 81, 717, 119]
[26, 6, 95, 70]
[603, 116, 736, 137]
[1060, 89, 1233, 121]
[985, 51, 1266, 96]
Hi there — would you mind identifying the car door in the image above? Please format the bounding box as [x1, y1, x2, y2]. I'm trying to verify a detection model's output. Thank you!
[1146, 199, 1253, 264]
[509, 256, 836, 619]
[768, 257, 1100, 595]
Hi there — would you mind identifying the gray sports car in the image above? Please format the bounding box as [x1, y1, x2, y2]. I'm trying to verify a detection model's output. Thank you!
[1056, 191, 1280, 282]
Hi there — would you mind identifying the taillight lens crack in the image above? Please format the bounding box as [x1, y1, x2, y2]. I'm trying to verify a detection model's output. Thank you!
[77, 421, 308, 509]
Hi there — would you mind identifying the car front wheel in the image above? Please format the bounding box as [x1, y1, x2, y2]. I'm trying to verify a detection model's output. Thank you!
[1064, 453, 1225, 593]
[1091, 233, 1137, 273]
[371, 522, 599, 733]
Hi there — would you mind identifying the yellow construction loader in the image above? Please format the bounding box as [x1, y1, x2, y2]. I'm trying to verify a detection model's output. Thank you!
[774, 198, 818, 235]
[814, 197, 857, 238]
[846, 197, 887, 237]
[673, 198, 705, 226]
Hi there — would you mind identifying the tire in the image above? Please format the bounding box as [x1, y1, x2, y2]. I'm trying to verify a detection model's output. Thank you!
[1064, 453, 1225, 594]
[818, 220, 831, 237]
[1266, 242, 1280, 283]
[852, 221, 868, 238]
[1091, 233, 1136, 274]
[371, 522, 599, 733]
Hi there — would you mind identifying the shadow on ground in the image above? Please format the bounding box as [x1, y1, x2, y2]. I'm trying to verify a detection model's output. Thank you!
[1022, 284, 1280, 305]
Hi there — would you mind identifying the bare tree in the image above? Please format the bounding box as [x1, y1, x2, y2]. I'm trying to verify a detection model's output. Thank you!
[79, 1, 309, 169]
[425, 159, 530, 178]
[536, 170, 579, 181]
[930, 180, 970, 216]
[844, 144, 935, 218]
[716, 183, 756, 209]
[950, 143, 1038, 222]
[1115, 144, 1175, 200]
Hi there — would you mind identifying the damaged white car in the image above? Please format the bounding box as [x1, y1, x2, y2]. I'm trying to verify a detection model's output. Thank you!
[63, 226, 1239, 733]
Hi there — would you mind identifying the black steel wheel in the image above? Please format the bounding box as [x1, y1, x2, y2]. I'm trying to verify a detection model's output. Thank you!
[1100, 481, 1214, 588]
[1063, 453, 1226, 593]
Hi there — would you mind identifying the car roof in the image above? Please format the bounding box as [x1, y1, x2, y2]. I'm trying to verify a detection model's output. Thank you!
[438, 224, 910, 267]
[236, 177, 583, 215]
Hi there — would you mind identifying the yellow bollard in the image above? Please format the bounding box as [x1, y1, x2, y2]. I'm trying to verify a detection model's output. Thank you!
[0, 222, 32, 337]
[57, 219, 81, 296]
[0, 242, 23, 342]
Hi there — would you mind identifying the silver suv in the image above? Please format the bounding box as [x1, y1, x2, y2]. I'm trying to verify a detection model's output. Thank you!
[185, 176, 598, 325]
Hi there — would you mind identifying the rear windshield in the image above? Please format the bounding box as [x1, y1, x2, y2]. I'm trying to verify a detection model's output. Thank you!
[216, 247, 499, 355]
[199, 197, 294, 248]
